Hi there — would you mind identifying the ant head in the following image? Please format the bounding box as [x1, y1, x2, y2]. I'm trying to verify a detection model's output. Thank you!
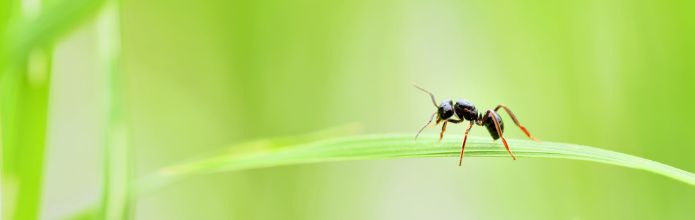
[454, 100, 478, 121]
[438, 100, 455, 120]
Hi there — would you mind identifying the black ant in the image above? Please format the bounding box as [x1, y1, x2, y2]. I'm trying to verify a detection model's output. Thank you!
[413, 84, 538, 166]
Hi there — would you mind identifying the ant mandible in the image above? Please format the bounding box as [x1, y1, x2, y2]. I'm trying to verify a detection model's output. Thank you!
[413, 84, 538, 166]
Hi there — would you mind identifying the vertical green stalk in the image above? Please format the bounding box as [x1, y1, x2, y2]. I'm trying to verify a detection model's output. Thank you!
[3, 0, 110, 218]
[97, 0, 130, 219]
[2, 0, 53, 218]
[0, 1, 8, 217]
[1, 49, 53, 220]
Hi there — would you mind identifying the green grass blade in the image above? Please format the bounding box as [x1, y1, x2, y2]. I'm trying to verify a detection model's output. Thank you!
[65, 132, 695, 219]
[137, 134, 695, 193]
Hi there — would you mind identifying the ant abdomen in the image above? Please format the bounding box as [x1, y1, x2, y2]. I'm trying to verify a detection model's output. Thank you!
[483, 110, 504, 140]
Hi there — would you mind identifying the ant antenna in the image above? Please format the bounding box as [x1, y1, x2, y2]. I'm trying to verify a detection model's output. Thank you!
[415, 112, 436, 140]
[412, 83, 438, 107]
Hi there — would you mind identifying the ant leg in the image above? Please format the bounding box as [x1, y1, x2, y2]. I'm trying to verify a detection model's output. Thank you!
[415, 112, 437, 140]
[494, 104, 537, 141]
[446, 118, 463, 124]
[438, 121, 448, 143]
[458, 121, 474, 166]
[488, 111, 517, 160]
[438, 118, 464, 144]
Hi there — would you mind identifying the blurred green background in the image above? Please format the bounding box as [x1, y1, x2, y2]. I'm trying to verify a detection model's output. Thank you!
[3, 0, 695, 219]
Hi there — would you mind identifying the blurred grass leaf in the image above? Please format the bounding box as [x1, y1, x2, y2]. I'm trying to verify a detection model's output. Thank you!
[8, 0, 105, 66]
[96, 1, 129, 219]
